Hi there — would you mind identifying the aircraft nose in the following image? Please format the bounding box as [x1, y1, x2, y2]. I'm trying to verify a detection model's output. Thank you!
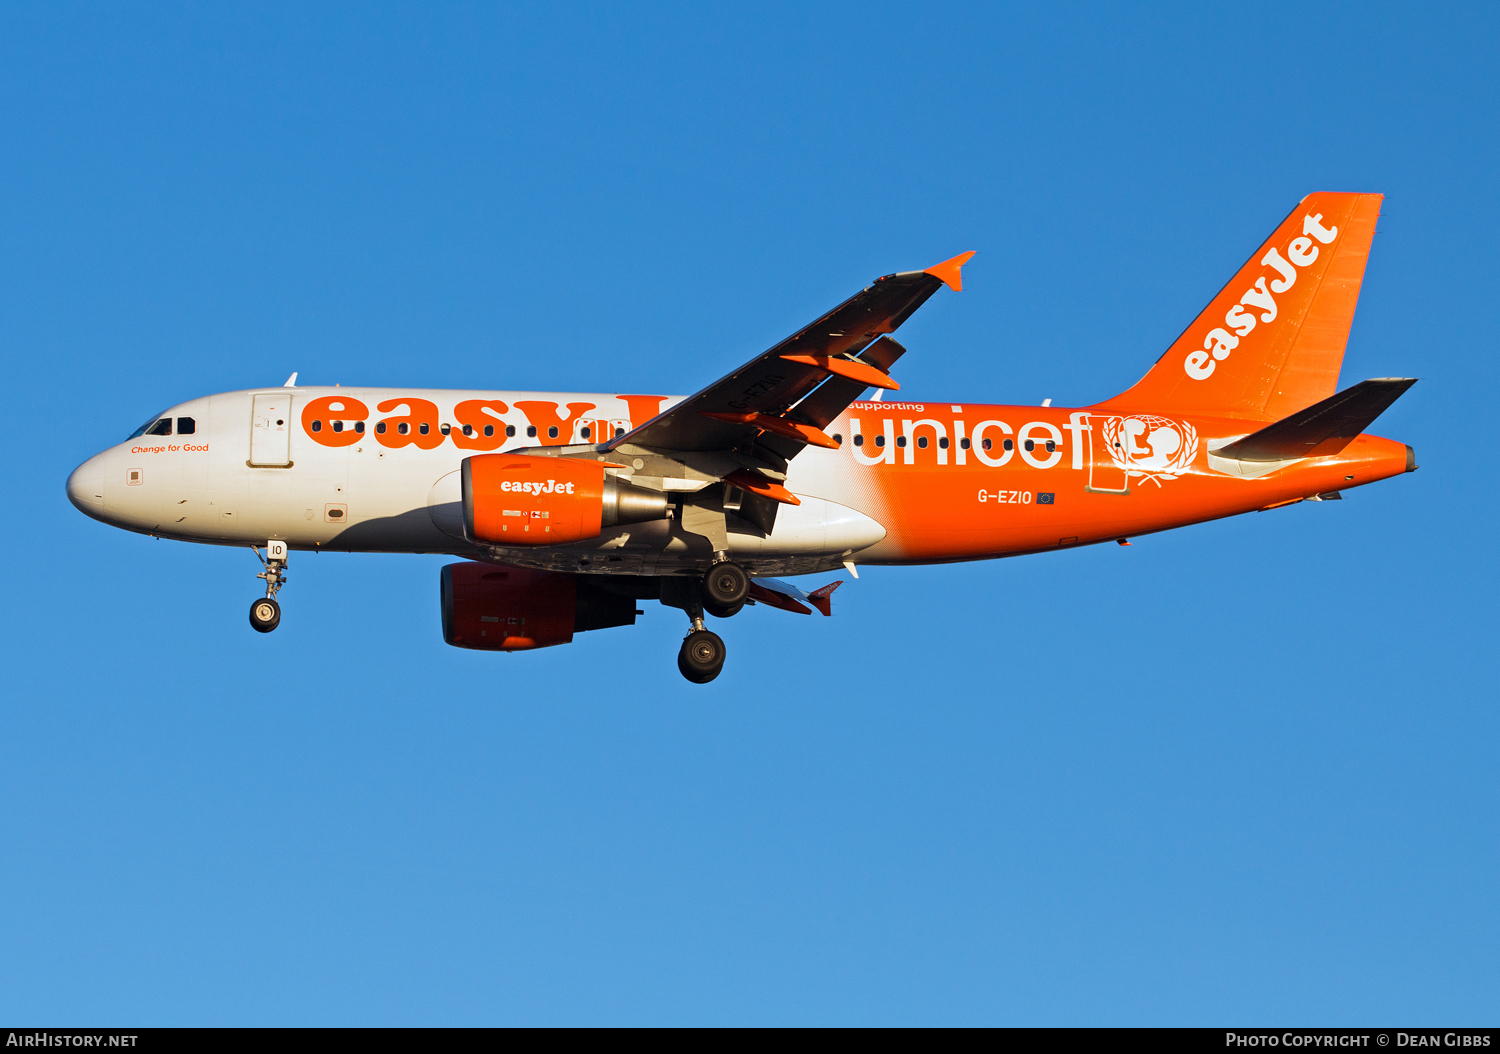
[66, 455, 106, 515]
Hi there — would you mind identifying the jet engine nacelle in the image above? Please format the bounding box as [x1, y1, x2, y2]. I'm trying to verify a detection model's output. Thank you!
[440, 561, 638, 651]
[461, 453, 668, 546]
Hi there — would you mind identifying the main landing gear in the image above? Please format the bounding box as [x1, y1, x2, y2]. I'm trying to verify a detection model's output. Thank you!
[667, 559, 748, 683]
[249, 541, 288, 634]
[701, 558, 748, 619]
[679, 626, 727, 683]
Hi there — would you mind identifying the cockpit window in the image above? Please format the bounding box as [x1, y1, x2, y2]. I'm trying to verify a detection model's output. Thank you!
[176, 417, 196, 435]
[128, 413, 170, 440]
[146, 418, 173, 436]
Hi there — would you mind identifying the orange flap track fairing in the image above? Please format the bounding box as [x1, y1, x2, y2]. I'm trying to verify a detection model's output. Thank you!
[723, 469, 801, 506]
[699, 412, 840, 449]
[778, 355, 901, 391]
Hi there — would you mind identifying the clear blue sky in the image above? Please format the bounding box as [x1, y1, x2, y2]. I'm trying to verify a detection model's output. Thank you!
[2, 2, 1495, 1026]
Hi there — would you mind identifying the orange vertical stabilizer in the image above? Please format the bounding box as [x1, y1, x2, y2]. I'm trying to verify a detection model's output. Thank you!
[1098, 192, 1382, 422]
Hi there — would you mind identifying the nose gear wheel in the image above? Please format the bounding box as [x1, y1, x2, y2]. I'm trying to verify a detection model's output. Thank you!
[249, 596, 281, 633]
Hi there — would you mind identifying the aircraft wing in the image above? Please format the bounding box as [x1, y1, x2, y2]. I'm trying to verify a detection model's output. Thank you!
[748, 577, 843, 616]
[604, 252, 975, 459]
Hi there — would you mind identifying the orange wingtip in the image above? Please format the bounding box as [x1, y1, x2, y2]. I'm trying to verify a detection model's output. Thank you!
[700, 411, 839, 449]
[723, 469, 801, 506]
[924, 250, 976, 292]
[807, 579, 842, 616]
[779, 354, 899, 391]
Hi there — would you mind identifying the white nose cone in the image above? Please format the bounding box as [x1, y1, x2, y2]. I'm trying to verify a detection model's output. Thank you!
[66, 457, 106, 515]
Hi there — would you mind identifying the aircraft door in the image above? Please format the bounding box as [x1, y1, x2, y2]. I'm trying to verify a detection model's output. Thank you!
[249, 393, 293, 467]
[1083, 414, 1130, 495]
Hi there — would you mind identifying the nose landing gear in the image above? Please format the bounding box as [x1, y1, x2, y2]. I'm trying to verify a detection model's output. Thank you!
[249, 541, 288, 634]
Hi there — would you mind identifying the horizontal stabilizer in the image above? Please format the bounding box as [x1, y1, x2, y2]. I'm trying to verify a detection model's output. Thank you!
[1216, 378, 1416, 462]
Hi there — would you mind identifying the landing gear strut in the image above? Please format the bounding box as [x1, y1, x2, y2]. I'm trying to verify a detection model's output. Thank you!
[250, 541, 287, 634]
[662, 573, 730, 683]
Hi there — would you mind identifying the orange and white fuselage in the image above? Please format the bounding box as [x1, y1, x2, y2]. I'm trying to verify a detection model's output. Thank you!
[66, 386, 1411, 573]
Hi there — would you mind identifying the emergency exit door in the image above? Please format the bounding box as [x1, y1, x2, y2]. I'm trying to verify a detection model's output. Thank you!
[249, 394, 293, 467]
[1083, 414, 1130, 495]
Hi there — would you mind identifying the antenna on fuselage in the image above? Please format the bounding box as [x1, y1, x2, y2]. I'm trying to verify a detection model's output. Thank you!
[283, 372, 298, 387]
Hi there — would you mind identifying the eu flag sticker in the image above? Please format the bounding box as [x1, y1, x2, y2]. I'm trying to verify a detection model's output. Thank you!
[1037, 492, 1055, 504]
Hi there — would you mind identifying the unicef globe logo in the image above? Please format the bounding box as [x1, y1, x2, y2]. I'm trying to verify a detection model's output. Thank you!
[1101, 415, 1199, 484]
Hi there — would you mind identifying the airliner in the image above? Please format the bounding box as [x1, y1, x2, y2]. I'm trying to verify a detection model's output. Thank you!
[67, 192, 1416, 682]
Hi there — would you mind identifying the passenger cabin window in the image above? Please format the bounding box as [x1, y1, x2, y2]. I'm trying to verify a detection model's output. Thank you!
[581, 427, 591, 439]
[419, 423, 430, 435]
[960, 438, 970, 450]
[1045, 440, 1055, 453]
[547, 426, 558, 439]
[916, 436, 928, 449]
[938, 437, 948, 449]
[982, 438, 991, 451]
[896, 436, 907, 447]
[332, 421, 343, 432]
[146, 418, 172, 437]
[440, 424, 451, 435]
[507, 425, 517, 437]
[355, 421, 365, 434]
[375, 422, 386, 434]
[176, 417, 196, 435]
[832, 434, 842, 445]
[462, 424, 472, 436]
[1004, 439, 1014, 451]
[874, 435, 885, 448]
[527, 426, 537, 438]
[853, 434, 864, 447]
[614, 426, 624, 438]
[398, 423, 409, 435]
[311, 420, 323, 432]
[483, 424, 494, 437]
[1024, 440, 1034, 452]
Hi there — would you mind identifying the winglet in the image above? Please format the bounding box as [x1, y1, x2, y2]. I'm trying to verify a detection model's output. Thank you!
[807, 580, 842, 617]
[924, 251, 976, 292]
[283, 372, 298, 387]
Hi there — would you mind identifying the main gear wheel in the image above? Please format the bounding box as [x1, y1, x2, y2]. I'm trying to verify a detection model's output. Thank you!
[678, 629, 726, 683]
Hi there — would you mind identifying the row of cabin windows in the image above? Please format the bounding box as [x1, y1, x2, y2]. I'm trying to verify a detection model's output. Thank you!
[129, 414, 1058, 452]
[304, 421, 628, 441]
[845, 434, 1056, 453]
[310, 419, 366, 434]
[129, 416, 196, 439]
[298, 417, 1060, 455]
